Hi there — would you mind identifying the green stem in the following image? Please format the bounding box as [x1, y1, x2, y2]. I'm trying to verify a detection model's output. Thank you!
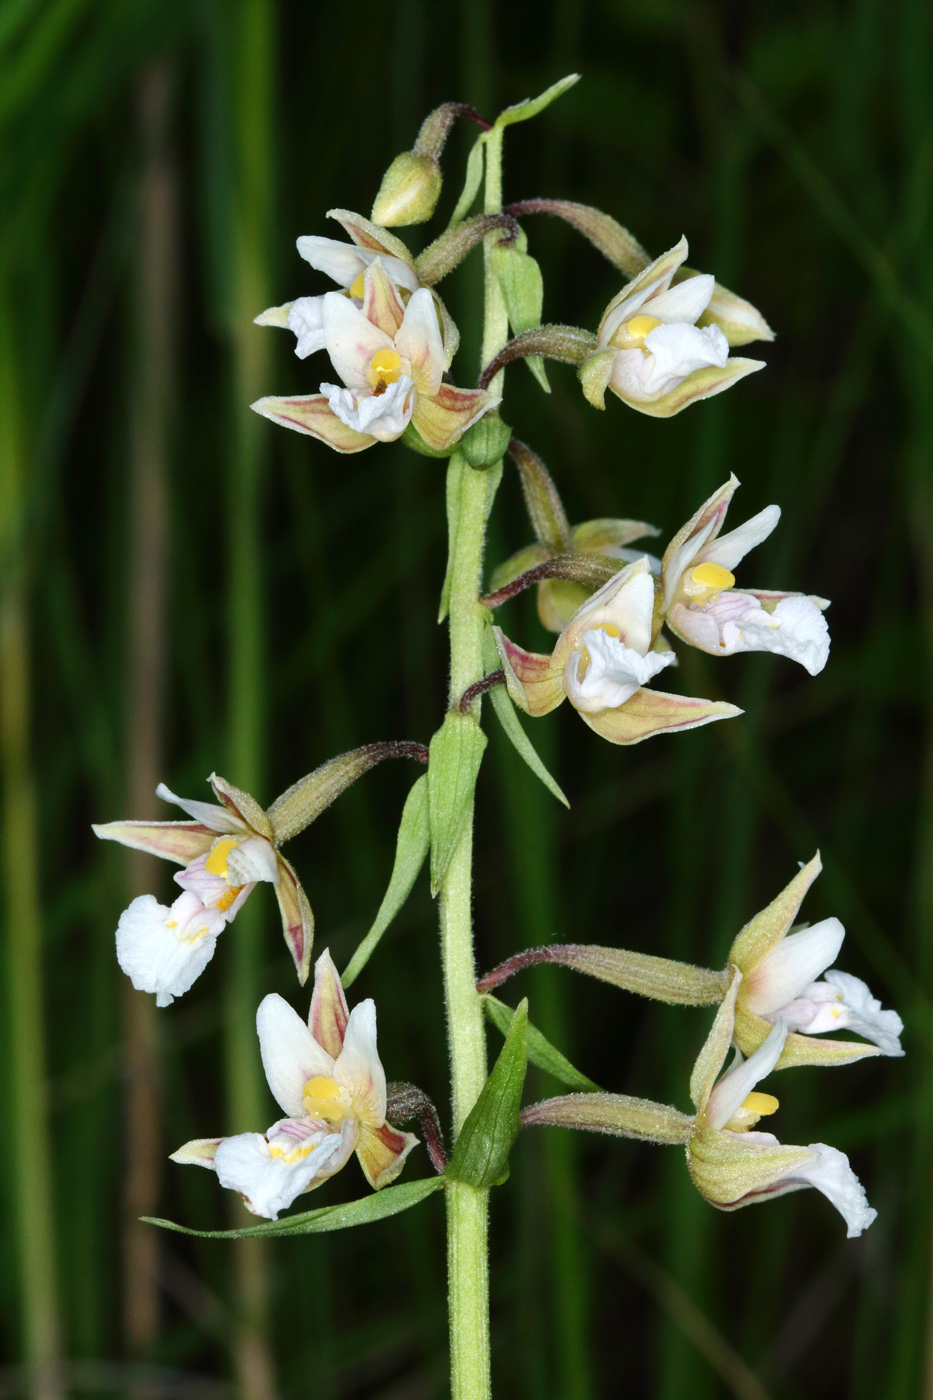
[440, 117, 508, 1400]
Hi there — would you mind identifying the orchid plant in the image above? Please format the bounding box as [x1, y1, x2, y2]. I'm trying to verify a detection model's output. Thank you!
[94, 77, 902, 1400]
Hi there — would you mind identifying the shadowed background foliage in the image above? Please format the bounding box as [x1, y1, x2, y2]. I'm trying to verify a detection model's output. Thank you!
[1, 1, 930, 1397]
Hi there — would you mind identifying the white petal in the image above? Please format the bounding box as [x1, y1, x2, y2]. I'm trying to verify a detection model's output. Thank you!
[707, 1021, 787, 1130]
[320, 292, 394, 391]
[213, 1120, 353, 1220]
[795, 1143, 877, 1237]
[254, 302, 293, 328]
[564, 629, 674, 713]
[296, 235, 367, 286]
[798, 971, 904, 1056]
[335, 999, 387, 1128]
[744, 918, 846, 1017]
[286, 296, 326, 358]
[154, 783, 245, 834]
[357, 249, 420, 293]
[257, 993, 334, 1118]
[567, 558, 656, 653]
[698, 505, 781, 571]
[225, 834, 279, 886]
[395, 287, 446, 397]
[648, 273, 715, 324]
[640, 322, 729, 396]
[320, 377, 414, 440]
[680, 592, 831, 674]
[116, 893, 224, 1007]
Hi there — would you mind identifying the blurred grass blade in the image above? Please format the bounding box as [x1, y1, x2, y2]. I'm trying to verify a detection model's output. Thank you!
[342, 774, 430, 988]
[145, 1176, 446, 1239]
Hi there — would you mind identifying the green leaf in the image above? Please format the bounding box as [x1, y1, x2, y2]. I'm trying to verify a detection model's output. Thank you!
[447, 999, 528, 1188]
[483, 627, 568, 806]
[341, 776, 430, 988]
[142, 1176, 446, 1239]
[483, 995, 601, 1092]
[494, 74, 580, 130]
[428, 712, 487, 894]
[438, 451, 465, 623]
[447, 131, 486, 227]
[491, 245, 550, 392]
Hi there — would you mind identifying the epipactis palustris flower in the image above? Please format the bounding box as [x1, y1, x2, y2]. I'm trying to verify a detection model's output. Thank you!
[579, 238, 765, 417]
[94, 773, 312, 1006]
[657, 475, 831, 675]
[493, 556, 741, 745]
[729, 852, 904, 1066]
[171, 950, 418, 1220]
[254, 208, 458, 365]
[686, 972, 877, 1236]
[252, 260, 498, 454]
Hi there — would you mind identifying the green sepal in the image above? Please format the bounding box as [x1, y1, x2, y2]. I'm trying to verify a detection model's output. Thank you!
[447, 133, 486, 228]
[495, 74, 580, 129]
[492, 244, 549, 391]
[438, 452, 465, 623]
[341, 776, 430, 988]
[428, 711, 488, 894]
[401, 421, 456, 459]
[142, 1176, 446, 1239]
[483, 626, 568, 806]
[460, 413, 512, 469]
[482, 994, 599, 1092]
[446, 999, 529, 1188]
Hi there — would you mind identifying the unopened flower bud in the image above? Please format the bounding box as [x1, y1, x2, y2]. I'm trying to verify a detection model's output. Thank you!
[372, 151, 443, 227]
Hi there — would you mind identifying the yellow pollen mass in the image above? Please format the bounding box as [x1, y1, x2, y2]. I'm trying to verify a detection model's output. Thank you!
[369, 348, 403, 386]
[691, 562, 736, 591]
[205, 836, 238, 879]
[743, 1091, 779, 1117]
[303, 1075, 347, 1124]
[613, 313, 662, 351]
[348, 271, 366, 298]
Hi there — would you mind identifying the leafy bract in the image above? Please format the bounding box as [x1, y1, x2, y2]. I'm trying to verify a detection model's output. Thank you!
[447, 999, 528, 1188]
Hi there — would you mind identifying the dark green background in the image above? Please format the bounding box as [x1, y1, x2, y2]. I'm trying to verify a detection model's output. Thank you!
[2, 1, 929, 1396]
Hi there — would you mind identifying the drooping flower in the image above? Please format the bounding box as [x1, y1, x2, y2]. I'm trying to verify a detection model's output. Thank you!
[171, 950, 418, 1219]
[523, 971, 877, 1237]
[729, 853, 904, 1065]
[492, 556, 741, 745]
[579, 239, 765, 417]
[94, 774, 312, 1005]
[686, 973, 877, 1236]
[253, 260, 498, 455]
[658, 475, 830, 675]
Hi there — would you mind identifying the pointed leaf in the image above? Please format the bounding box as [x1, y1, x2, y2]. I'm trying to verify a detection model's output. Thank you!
[342, 776, 430, 988]
[483, 995, 598, 1091]
[143, 1176, 445, 1239]
[447, 133, 486, 228]
[492, 245, 549, 391]
[447, 1000, 528, 1188]
[495, 74, 580, 128]
[483, 625, 568, 806]
[438, 452, 465, 622]
[428, 713, 488, 894]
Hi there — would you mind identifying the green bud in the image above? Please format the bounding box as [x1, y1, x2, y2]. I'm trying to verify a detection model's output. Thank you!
[372, 151, 443, 227]
[460, 413, 512, 469]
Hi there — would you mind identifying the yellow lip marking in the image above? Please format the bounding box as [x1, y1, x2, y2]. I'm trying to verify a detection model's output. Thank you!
[613, 313, 662, 351]
[348, 271, 366, 298]
[725, 1090, 780, 1132]
[205, 836, 238, 880]
[303, 1075, 347, 1124]
[368, 347, 403, 392]
[215, 885, 243, 913]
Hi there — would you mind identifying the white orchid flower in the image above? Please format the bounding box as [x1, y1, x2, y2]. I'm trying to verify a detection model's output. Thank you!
[730, 853, 903, 1065]
[253, 260, 498, 455]
[171, 951, 418, 1220]
[688, 974, 877, 1237]
[580, 239, 765, 417]
[94, 773, 314, 1000]
[254, 209, 422, 359]
[658, 475, 830, 675]
[493, 556, 742, 745]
